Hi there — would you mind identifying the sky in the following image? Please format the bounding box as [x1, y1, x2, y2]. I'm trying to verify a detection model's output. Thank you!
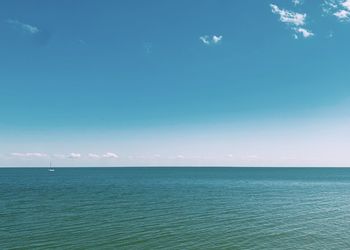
[1, 0, 350, 167]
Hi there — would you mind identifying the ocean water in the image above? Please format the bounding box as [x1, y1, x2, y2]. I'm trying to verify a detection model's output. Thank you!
[1, 168, 350, 249]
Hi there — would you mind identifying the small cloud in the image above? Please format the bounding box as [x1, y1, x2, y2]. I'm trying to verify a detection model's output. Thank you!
[343, 0, 350, 8]
[144, 42, 152, 54]
[322, 1, 338, 14]
[53, 154, 66, 159]
[270, 4, 314, 38]
[293, 27, 314, 38]
[270, 4, 306, 26]
[12, 152, 33, 157]
[343, 0, 350, 9]
[78, 39, 88, 46]
[199, 35, 223, 45]
[324, 0, 338, 9]
[334, 9, 350, 20]
[323, 0, 350, 21]
[6, 19, 40, 34]
[212, 35, 223, 44]
[68, 153, 81, 159]
[102, 152, 119, 159]
[176, 154, 184, 159]
[200, 35, 210, 45]
[88, 153, 100, 159]
[247, 154, 258, 159]
[292, 0, 303, 6]
[87, 153, 119, 159]
[241, 154, 259, 161]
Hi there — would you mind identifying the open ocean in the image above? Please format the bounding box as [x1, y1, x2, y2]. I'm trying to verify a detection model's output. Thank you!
[2, 167, 350, 249]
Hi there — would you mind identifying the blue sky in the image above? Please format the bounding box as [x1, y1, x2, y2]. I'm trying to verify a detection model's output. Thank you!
[1, 0, 350, 166]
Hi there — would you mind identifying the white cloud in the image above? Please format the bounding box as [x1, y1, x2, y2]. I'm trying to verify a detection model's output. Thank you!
[246, 154, 259, 159]
[144, 42, 152, 54]
[270, 4, 314, 38]
[78, 39, 88, 46]
[292, 0, 302, 6]
[85, 153, 120, 159]
[11, 152, 47, 157]
[199, 35, 210, 45]
[270, 4, 306, 26]
[176, 154, 185, 159]
[52, 154, 66, 159]
[53, 153, 83, 159]
[212, 35, 223, 44]
[334, 9, 350, 19]
[324, 0, 338, 10]
[200, 35, 223, 45]
[343, 0, 350, 9]
[6, 19, 40, 34]
[294, 27, 314, 38]
[323, 0, 350, 21]
[88, 153, 100, 159]
[102, 152, 119, 158]
[68, 153, 81, 159]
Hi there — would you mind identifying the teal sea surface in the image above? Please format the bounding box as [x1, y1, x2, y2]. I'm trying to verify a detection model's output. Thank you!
[1, 167, 350, 249]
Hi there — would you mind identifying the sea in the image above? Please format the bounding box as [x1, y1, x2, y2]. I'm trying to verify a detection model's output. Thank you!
[1, 167, 350, 249]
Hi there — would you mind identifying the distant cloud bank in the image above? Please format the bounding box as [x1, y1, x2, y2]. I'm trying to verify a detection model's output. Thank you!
[11, 152, 47, 157]
[9, 152, 120, 160]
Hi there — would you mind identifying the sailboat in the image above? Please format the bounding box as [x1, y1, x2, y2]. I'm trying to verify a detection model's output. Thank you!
[48, 161, 55, 172]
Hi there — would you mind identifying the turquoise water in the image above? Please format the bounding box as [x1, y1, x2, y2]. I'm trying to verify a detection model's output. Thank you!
[2, 168, 350, 249]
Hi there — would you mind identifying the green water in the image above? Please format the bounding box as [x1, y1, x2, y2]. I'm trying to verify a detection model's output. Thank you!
[1, 167, 350, 249]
